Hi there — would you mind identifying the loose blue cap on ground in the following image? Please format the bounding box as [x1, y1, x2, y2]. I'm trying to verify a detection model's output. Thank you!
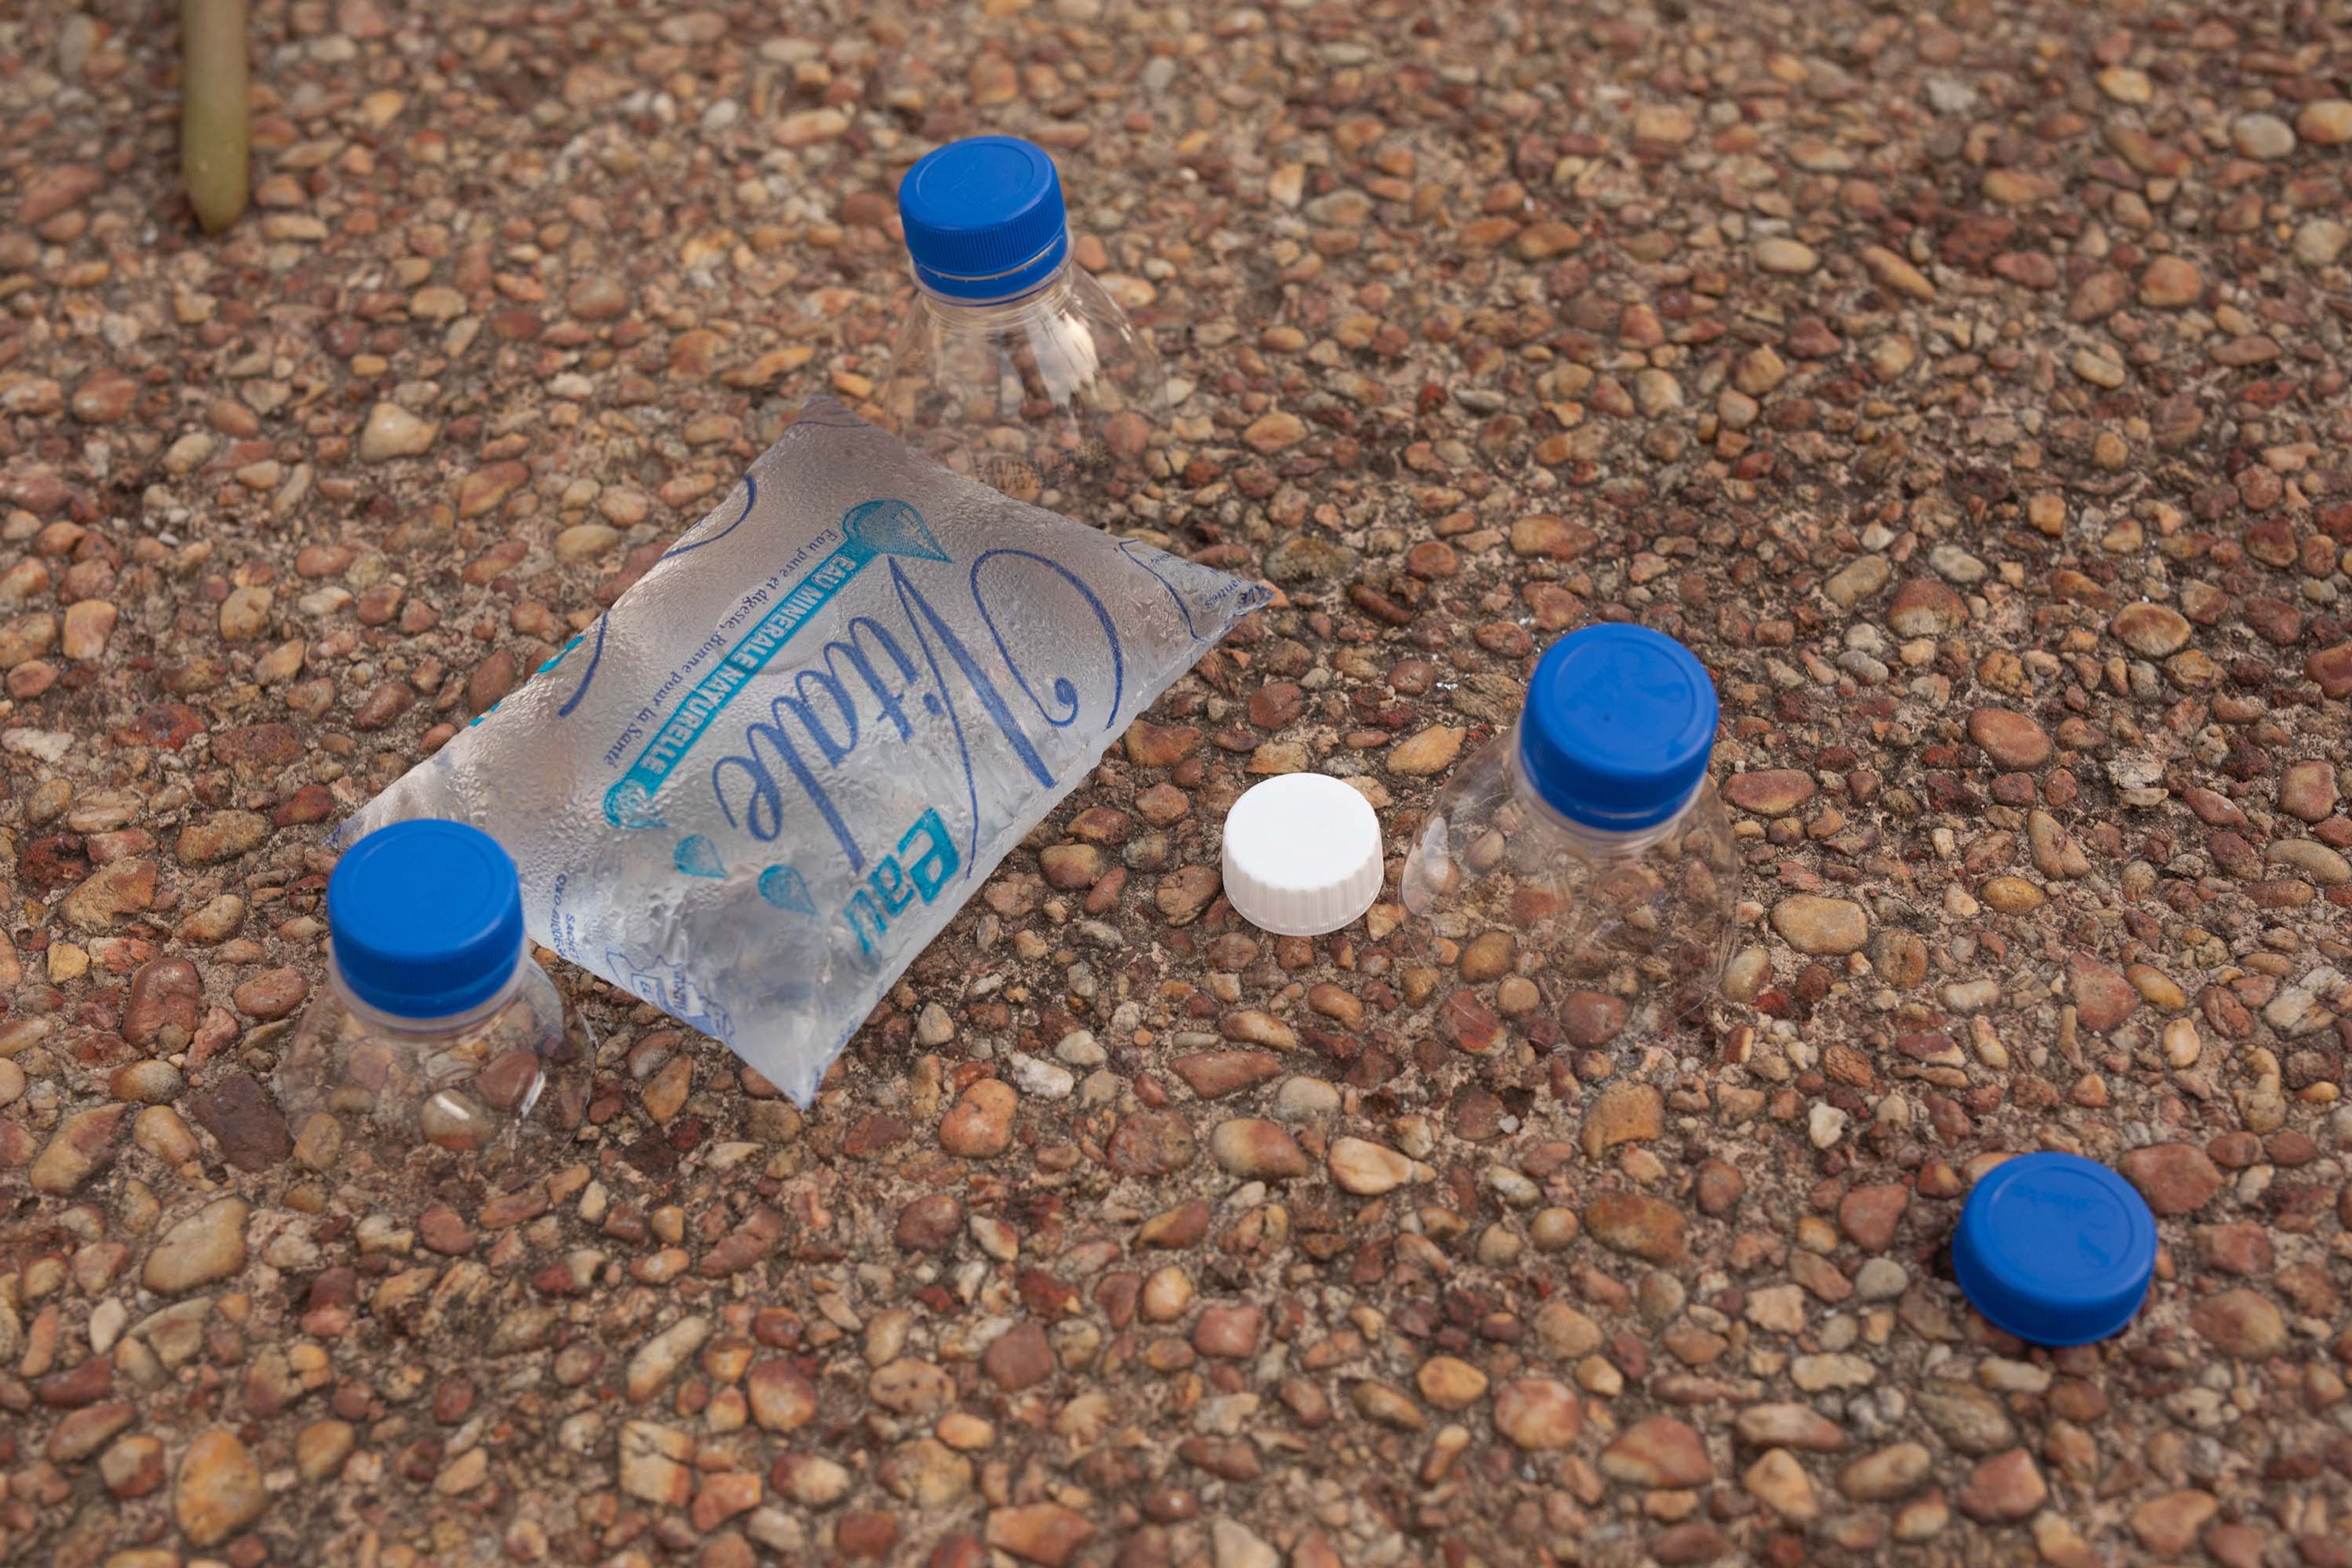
[1518, 624, 1719, 831]
[897, 135, 1069, 301]
[328, 819, 525, 1019]
[1952, 1152, 2157, 1346]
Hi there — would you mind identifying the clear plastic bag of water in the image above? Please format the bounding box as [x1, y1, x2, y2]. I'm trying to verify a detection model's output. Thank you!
[341, 399, 1267, 1103]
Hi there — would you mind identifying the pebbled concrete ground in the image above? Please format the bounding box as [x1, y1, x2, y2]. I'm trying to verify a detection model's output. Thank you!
[4, 0, 2352, 1564]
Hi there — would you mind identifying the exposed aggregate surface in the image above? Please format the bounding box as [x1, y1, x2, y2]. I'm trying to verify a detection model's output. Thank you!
[6, 0, 2352, 1565]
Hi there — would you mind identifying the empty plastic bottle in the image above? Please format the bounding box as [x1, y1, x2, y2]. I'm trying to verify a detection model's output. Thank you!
[1401, 625, 1738, 1036]
[878, 135, 1165, 516]
[276, 820, 581, 1166]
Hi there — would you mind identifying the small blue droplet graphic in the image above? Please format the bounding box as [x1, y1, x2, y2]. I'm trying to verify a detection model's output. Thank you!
[674, 835, 725, 878]
[759, 864, 815, 914]
[841, 497, 949, 562]
[607, 779, 665, 831]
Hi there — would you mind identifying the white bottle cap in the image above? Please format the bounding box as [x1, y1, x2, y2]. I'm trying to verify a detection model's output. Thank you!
[1220, 773, 1384, 938]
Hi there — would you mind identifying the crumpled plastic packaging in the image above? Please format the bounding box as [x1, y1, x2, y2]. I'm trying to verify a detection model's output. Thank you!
[343, 399, 1267, 1102]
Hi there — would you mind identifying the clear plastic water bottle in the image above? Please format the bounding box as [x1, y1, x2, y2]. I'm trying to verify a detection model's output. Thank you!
[878, 135, 1165, 515]
[276, 820, 581, 1165]
[1402, 625, 1738, 1038]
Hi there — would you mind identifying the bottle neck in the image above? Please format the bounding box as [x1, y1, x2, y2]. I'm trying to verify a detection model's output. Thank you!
[910, 258, 1079, 318]
[1505, 723, 1703, 858]
[329, 948, 528, 1038]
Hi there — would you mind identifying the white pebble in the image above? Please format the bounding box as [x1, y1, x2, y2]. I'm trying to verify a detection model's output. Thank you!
[1007, 1052, 1074, 1100]
[1274, 1077, 1341, 1120]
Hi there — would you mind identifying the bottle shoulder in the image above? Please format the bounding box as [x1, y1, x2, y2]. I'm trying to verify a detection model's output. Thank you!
[896, 268, 1150, 348]
[1446, 731, 1730, 845]
[507, 960, 568, 1022]
[298, 960, 568, 1046]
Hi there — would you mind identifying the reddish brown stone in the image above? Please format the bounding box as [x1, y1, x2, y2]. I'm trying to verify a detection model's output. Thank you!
[986, 1503, 1096, 1566]
[1124, 722, 1201, 767]
[1137, 1199, 1210, 1250]
[1191, 1305, 1264, 1359]
[1722, 769, 1816, 816]
[478, 1184, 549, 1229]
[982, 1321, 1055, 1391]
[2119, 1143, 2223, 1215]
[1956, 1449, 2046, 1521]
[124, 957, 203, 1050]
[213, 722, 303, 774]
[835, 1510, 900, 1560]
[188, 1072, 292, 1172]
[1106, 1112, 1197, 1177]
[1888, 578, 1967, 635]
[895, 1194, 962, 1252]
[1967, 708, 2052, 769]
[1599, 1416, 1713, 1487]
[1441, 990, 1500, 1053]
[37, 1355, 113, 1408]
[2190, 1288, 2287, 1359]
[272, 784, 337, 826]
[1583, 1192, 1687, 1264]
[231, 967, 311, 1020]
[1838, 1183, 1910, 1251]
[2068, 953, 2139, 1033]
[1560, 991, 1627, 1047]
[2307, 644, 2352, 699]
[2195, 1223, 2273, 1276]
[1168, 1050, 1281, 1099]
[418, 1204, 475, 1256]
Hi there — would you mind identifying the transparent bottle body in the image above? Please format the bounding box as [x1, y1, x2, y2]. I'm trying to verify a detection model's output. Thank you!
[275, 955, 584, 1172]
[1401, 727, 1739, 1036]
[878, 264, 1165, 518]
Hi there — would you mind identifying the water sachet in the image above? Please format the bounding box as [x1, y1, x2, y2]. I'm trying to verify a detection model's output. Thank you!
[342, 399, 1267, 1103]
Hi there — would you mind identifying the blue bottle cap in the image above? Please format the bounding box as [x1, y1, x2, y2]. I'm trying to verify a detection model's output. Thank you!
[1518, 624, 1719, 831]
[1952, 1152, 2157, 1346]
[897, 135, 1071, 301]
[327, 820, 526, 1019]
